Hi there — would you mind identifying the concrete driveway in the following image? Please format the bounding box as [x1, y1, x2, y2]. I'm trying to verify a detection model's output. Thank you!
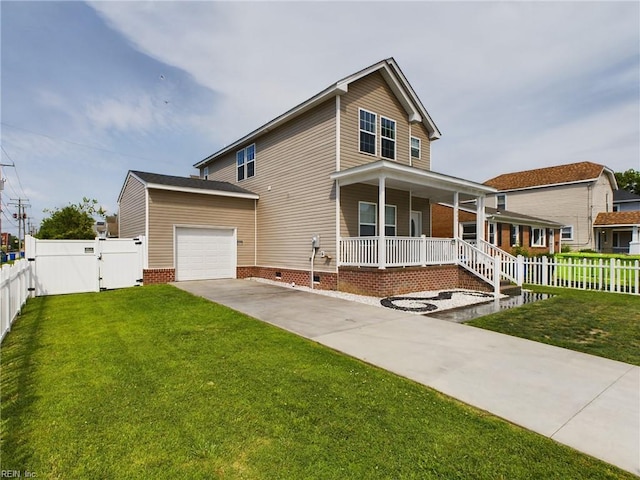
[174, 279, 640, 475]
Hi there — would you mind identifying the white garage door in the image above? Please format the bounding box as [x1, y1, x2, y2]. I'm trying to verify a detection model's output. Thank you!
[175, 227, 237, 281]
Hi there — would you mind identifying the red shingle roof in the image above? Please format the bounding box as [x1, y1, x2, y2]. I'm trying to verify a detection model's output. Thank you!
[594, 211, 640, 226]
[484, 161, 606, 191]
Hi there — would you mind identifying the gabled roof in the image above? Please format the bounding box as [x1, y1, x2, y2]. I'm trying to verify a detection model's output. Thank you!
[484, 161, 617, 192]
[117, 170, 259, 204]
[614, 189, 640, 203]
[594, 211, 640, 227]
[195, 58, 441, 169]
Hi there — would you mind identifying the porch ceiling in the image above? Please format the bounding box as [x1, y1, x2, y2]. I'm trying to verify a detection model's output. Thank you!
[330, 160, 496, 203]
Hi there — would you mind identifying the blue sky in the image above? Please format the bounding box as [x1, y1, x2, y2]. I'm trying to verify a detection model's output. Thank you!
[1, 1, 639, 236]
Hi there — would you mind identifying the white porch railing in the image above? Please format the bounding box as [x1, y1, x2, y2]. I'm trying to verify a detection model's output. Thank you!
[476, 239, 519, 284]
[339, 236, 501, 293]
[340, 236, 458, 268]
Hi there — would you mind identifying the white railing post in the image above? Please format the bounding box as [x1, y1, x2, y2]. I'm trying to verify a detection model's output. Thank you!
[541, 255, 548, 286]
[517, 255, 525, 286]
[493, 255, 501, 295]
[420, 235, 427, 267]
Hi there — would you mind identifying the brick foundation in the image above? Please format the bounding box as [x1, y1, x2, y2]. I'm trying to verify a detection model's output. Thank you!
[338, 265, 492, 297]
[143, 268, 176, 284]
[237, 266, 338, 291]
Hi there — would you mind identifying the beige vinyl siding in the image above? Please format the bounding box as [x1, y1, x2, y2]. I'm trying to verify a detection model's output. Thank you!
[118, 175, 146, 238]
[200, 101, 337, 273]
[340, 184, 430, 237]
[147, 189, 255, 269]
[340, 71, 420, 170]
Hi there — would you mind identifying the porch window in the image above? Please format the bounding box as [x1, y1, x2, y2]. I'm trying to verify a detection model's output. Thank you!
[561, 226, 573, 241]
[236, 144, 256, 181]
[359, 202, 377, 236]
[531, 227, 546, 247]
[359, 109, 376, 155]
[381, 117, 396, 160]
[385, 205, 397, 236]
[358, 202, 397, 236]
[462, 223, 477, 242]
[410, 136, 421, 160]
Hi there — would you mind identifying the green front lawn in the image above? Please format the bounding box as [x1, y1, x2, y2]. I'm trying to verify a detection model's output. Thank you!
[468, 286, 640, 365]
[1, 285, 634, 479]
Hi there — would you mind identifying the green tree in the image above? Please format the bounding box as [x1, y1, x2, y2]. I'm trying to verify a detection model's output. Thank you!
[614, 169, 640, 195]
[37, 198, 106, 240]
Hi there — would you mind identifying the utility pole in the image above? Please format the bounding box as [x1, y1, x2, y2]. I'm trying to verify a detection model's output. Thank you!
[0, 162, 13, 262]
[9, 198, 30, 254]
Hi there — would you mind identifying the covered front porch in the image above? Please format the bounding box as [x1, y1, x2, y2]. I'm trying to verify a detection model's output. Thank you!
[331, 160, 506, 293]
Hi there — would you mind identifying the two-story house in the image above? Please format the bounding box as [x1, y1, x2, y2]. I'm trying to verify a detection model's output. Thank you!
[119, 58, 511, 296]
[483, 162, 618, 252]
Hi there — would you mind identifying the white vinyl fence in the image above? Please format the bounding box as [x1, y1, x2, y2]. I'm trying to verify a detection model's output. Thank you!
[1, 236, 146, 343]
[0, 260, 31, 342]
[513, 255, 640, 295]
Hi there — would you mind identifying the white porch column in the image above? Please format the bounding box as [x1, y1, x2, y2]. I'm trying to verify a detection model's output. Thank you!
[335, 179, 341, 265]
[476, 196, 486, 243]
[630, 225, 640, 254]
[453, 192, 460, 239]
[378, 176, 386, 269]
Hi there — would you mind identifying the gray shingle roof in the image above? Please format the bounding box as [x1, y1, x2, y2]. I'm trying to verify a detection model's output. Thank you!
[614, 189, 640, 202]
[130, 170, 257, 197]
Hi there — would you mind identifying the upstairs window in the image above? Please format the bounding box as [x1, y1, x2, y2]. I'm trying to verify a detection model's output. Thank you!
[496, 194, 506, 211]
[410, 136, 421, 160]
[359, 109, 376, 155]
[380, 117, 396, 160]
[236, 144, 256, 181]
[202, 166, 209, 180]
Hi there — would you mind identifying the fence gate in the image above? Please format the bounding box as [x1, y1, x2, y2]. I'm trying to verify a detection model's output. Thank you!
[25, 235, 145, 296]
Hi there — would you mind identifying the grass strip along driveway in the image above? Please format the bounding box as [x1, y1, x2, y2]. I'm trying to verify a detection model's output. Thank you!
[468, 286, 640, 366]
[1, 285, 635, 479]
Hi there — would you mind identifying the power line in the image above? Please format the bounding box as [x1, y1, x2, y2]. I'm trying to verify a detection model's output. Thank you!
[1, 145, 29, 198]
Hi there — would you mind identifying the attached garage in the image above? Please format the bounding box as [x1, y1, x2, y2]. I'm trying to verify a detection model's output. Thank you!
[118, 171, 258, 284]
[175, 227, 237, 281]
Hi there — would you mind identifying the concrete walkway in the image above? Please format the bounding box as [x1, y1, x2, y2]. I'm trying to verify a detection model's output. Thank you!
[174, 279, 640, 475]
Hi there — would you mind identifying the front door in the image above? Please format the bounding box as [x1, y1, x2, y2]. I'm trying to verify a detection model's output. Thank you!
[411, 211, 422, 237]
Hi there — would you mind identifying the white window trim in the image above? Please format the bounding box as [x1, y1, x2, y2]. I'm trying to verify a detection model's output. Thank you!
[511, 224, 520, 247]
[531, 227, 547, 247]
[561, 225, 574, 241]
[359, 201, 377, 236]
[358, 108, 377, 156]
[203, 166, 209, 180]
[380, 116, 396, 161]
[410, 136, 421, 160]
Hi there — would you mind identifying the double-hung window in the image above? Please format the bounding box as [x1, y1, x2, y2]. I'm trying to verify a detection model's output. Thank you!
[359, 109, 376, 155]
[380, 117, 396, 160]
[531, 227, 546, 247]
[561, 226, 573, 241]
[496, 194, 506, 211]
[358, 202, 397, 236]
[359, 202, 377, 236]
[236, 144, 256, 181]
[410, 136, 421, 160]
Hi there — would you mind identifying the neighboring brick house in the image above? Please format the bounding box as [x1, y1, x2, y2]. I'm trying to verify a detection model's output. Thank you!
[484, 161, 618, 252]
[119, 58, 520, 295]
[432, 204, 562, 256]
